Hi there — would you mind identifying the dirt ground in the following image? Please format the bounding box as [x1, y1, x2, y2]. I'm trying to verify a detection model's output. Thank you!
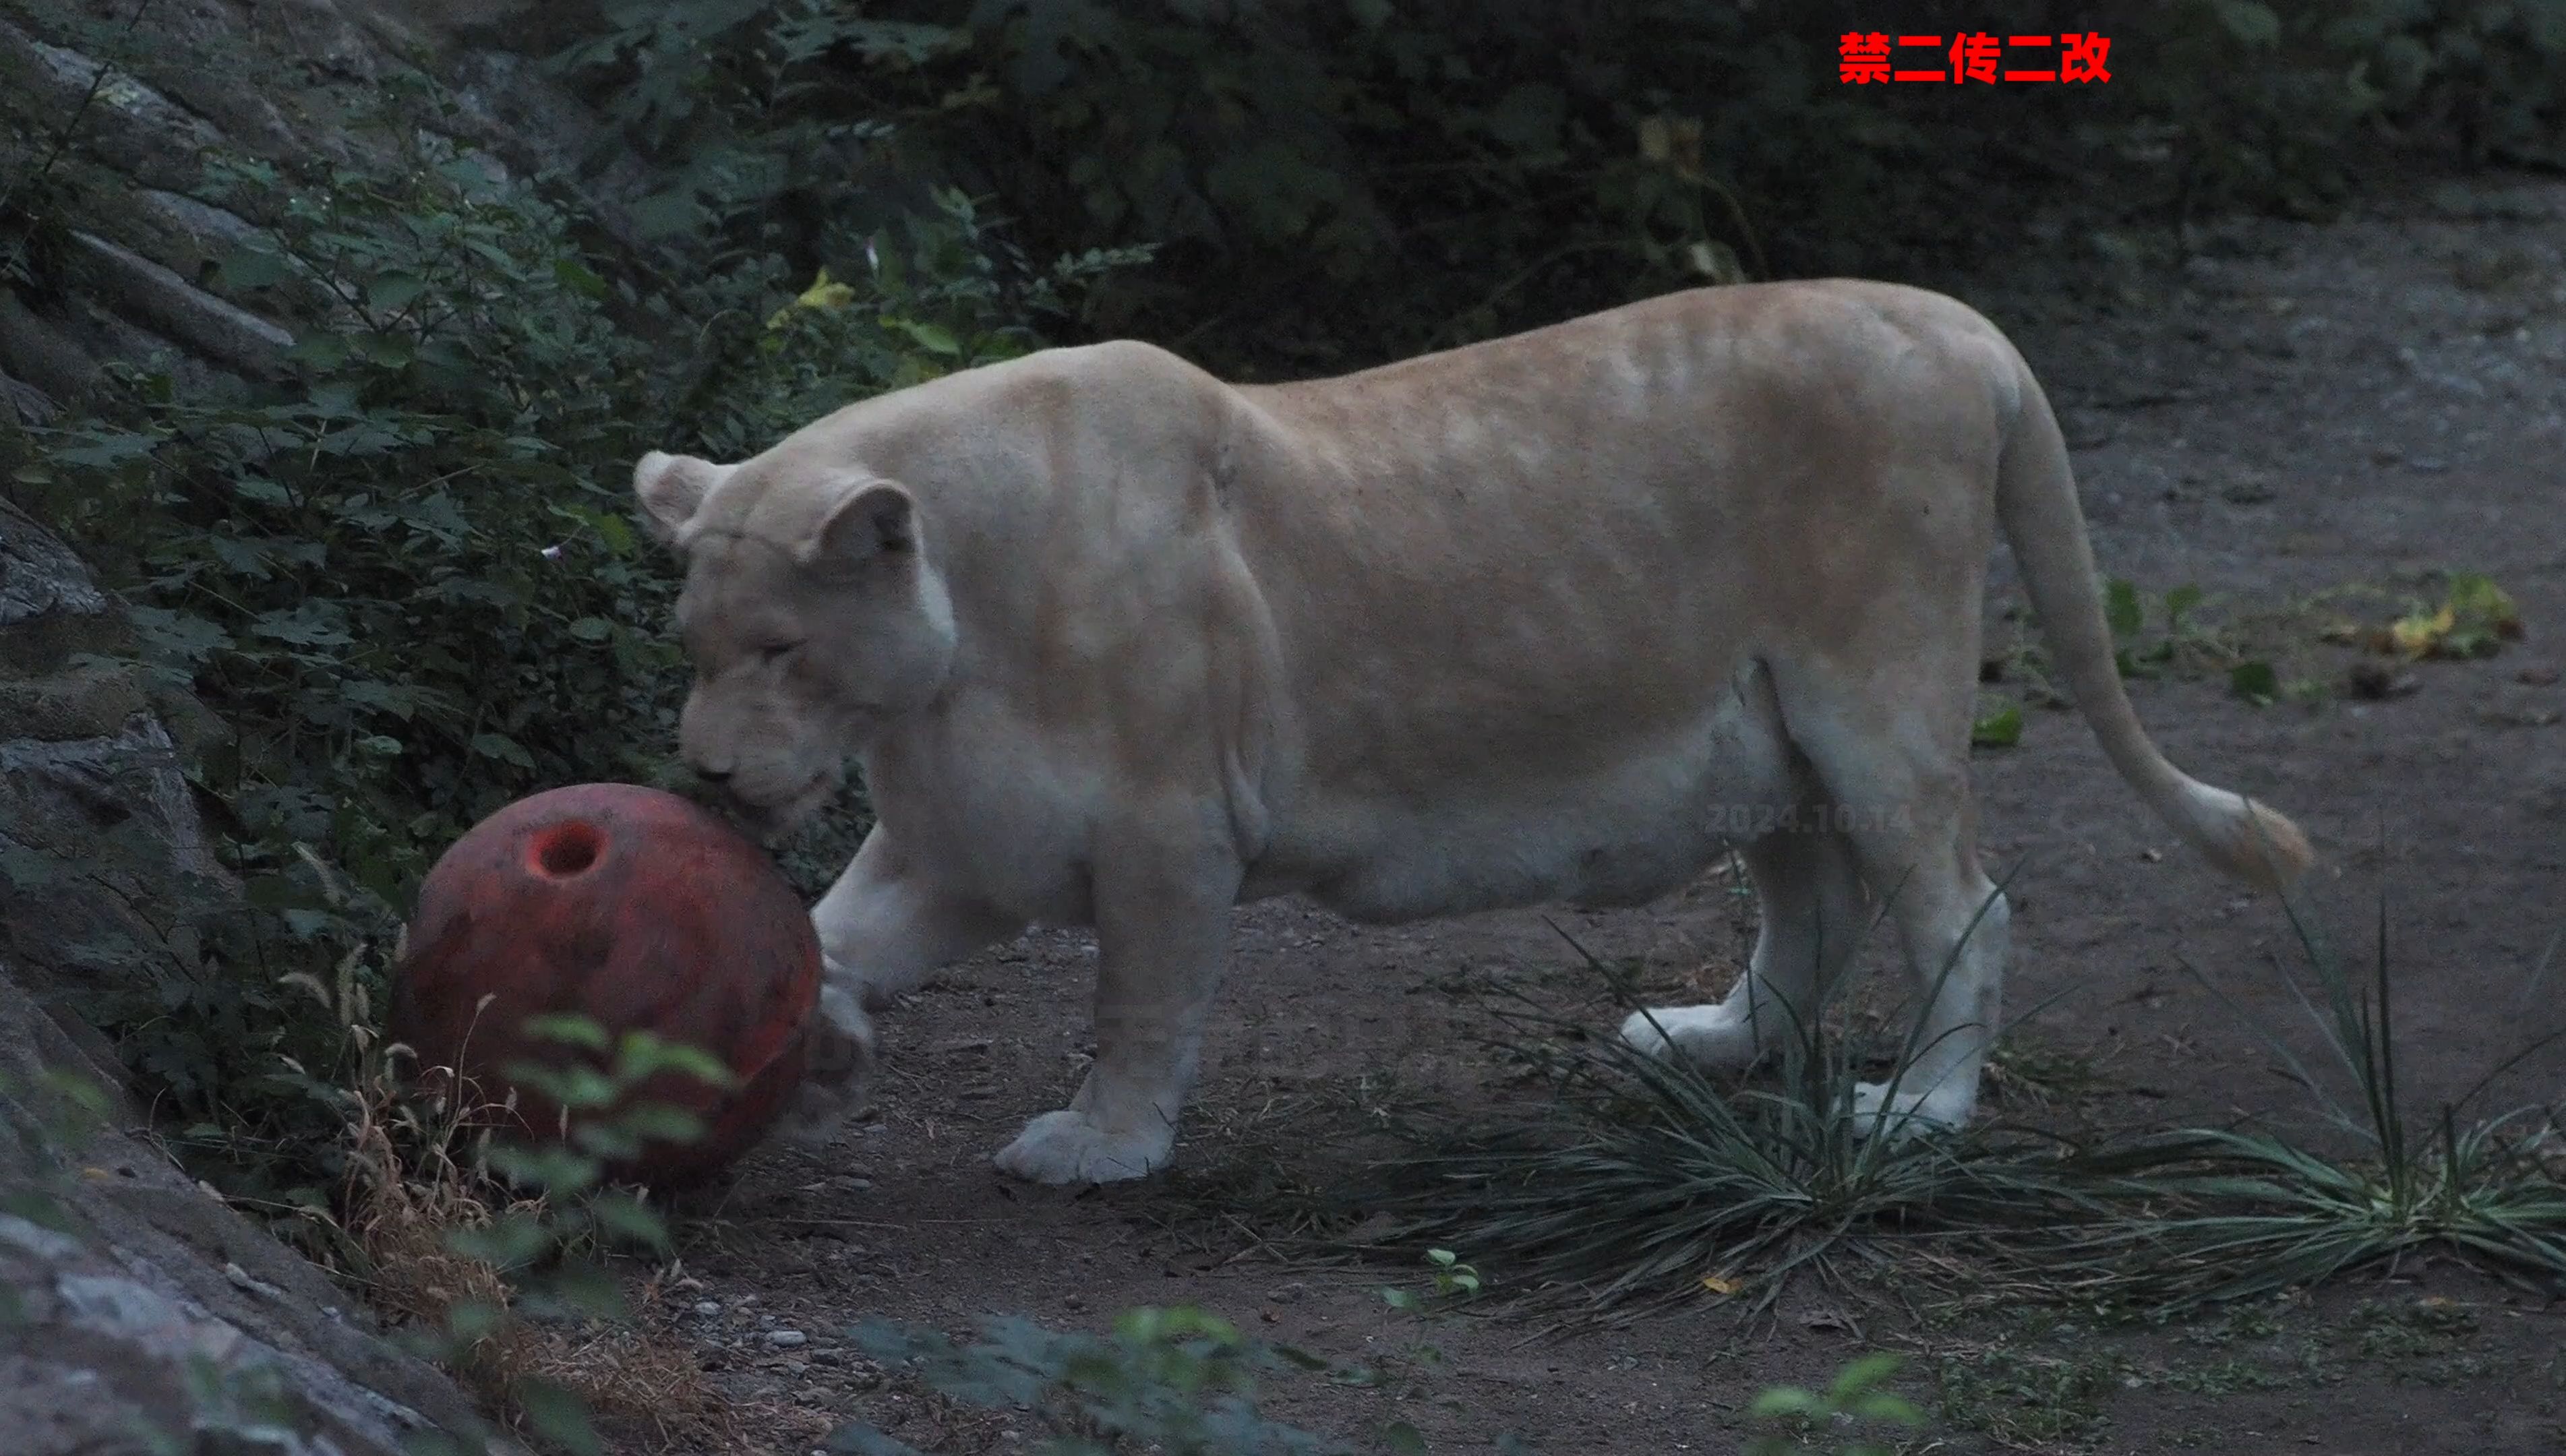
[647, 171, 2566, 1455]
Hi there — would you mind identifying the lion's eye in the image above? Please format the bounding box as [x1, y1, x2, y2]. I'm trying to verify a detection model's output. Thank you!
[759, 642, 800, 664]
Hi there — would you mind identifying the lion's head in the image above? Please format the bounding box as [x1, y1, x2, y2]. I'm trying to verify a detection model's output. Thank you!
[633, 449, 957, 837]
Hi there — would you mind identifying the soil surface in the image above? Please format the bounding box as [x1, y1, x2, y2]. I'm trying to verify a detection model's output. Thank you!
[649, 171, 2566, 1455]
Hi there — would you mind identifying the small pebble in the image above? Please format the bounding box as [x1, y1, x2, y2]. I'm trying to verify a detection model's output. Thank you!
[766, 1329, 808, 1348]
[692, 1301, 721, 1318]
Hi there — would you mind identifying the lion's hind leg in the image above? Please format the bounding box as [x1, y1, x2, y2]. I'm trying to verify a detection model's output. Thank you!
[1766, 668, 2008, 1135]
[1620, 815, 1869, 1072]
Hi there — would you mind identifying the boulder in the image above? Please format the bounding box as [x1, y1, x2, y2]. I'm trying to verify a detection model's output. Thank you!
[0, 0, 641, 419]
[0, 496, 502, 1455]
[0, 961, 503, 1455]
[0, 494, 233, 1026]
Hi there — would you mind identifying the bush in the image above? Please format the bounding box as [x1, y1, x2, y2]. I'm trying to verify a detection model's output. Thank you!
[1, 82, 1124, 1201]
[551, 1, 2566, 381]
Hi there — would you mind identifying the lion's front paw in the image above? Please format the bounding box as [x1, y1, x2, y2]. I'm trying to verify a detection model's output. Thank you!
[991, 1110, 1174, 1185]
[773, 987, 876, 1149]
[1619, 1004, 1761, 1070]
[1849, 1079, 1972, 1140]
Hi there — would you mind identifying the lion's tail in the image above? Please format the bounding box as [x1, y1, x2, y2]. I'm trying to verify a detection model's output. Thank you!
[1991, 346, 2313, 892]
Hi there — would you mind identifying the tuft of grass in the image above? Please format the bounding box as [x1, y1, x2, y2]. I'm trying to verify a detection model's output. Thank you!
[246, 927, 780, 1454]
[1356, 919, 2105, 1316]
[2051, 891, 2566, 1310]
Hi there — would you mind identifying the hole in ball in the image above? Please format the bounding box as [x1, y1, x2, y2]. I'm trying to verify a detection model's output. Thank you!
[532, 822, 603, 878]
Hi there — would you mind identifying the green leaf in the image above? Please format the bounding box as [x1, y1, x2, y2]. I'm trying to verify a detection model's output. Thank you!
[1971, 698, 2023, 748]
[2211, 0, 2283, 46]
[611, 1103, 708, 1144]
[2105, 578, 2145, 639]
[442, 1296, 510, 1342]
[885, 317, 962, 356]
[614, 1031, 734, 1088]
[444, 1211, 550, 1267]
[53, 431, 160, 468]
[216, 246, 293, 291]
[567, 616, 614, 642]
[1826, 1352, 1905, 1397]
[2164, 583, 2204, 632]
[522, 1013, 612, 1051]
[1382, 1420, 1428, 1454]
[483, 1142, 604, 1196]
[1748, 1386, 1824, 1418]
[552, 257, 608, 297]
[469, 731, 537, 768]
[512, 1377, 603, 1456]
[587, 1192, 673, 1250]
[367, 273, 429, 313]
[2230, 659, 2279, 705]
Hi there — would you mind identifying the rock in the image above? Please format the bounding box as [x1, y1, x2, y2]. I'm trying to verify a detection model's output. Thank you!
[0, 0, 651, 417]
[766, 1329, 808, 1349]
[63, 231, 296, 376]
[0, 491, 508, 1451]
[0, 961, 505, 1455]
[0, 499, 235, 1024]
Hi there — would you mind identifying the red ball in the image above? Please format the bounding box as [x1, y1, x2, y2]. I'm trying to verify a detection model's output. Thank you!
[388, 783, 819, 1189]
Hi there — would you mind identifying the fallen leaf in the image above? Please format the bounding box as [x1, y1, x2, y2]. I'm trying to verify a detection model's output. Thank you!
[2382, 572, 2526, 660]
[2389, 603, 2458, 658]
[1701, 1273, 1743, 1296]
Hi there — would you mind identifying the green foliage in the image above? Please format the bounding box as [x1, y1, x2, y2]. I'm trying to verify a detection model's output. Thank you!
[28, 148, 686, 913]
[1378, 1246, 1483, 1312]
[386, 1012, 732, 1456]
[1362, 921, 2102, 1315]
[546, 1, 2566, 379]
[830, 1305, 1446, 1455]
[1969, 697, 2025, 749]
[2052, 899, 2566, 1310]
[1748, 1354, 1928, 1456]
[2106, 577, 2251, 682]
[552, 0, 1828, 373]
[1, 68, 1123, 1201]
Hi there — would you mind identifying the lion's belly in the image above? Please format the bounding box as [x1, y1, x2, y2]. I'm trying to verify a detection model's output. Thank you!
[1260, 667, 1799, 923]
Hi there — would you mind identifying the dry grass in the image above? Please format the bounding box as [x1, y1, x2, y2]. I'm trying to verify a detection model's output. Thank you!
[331, 1053, 815, 1454]
[266, 930, 794, 1455]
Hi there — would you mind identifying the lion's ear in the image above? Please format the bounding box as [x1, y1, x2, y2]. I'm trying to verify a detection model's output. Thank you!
[634, 451, 729, 546]
[804, 479, 917, 574]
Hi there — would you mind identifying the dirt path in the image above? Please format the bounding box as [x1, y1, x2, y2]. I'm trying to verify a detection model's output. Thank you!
[659, 172, 2566, 1455]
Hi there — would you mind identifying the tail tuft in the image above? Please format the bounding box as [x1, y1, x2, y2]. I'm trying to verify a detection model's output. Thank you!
[2176, 783, 2315, 892]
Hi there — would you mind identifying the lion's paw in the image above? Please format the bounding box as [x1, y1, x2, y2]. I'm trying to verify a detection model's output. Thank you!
[1619, 1004, 1760, 1070]
[1848, 1079, 1971, 1140]
[992, 1110, 1174, 1186]
[773, 986, 876, 1149]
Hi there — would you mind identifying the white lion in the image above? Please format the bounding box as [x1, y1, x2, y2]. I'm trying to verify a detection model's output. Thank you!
[633, 280, 2312, 1186]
